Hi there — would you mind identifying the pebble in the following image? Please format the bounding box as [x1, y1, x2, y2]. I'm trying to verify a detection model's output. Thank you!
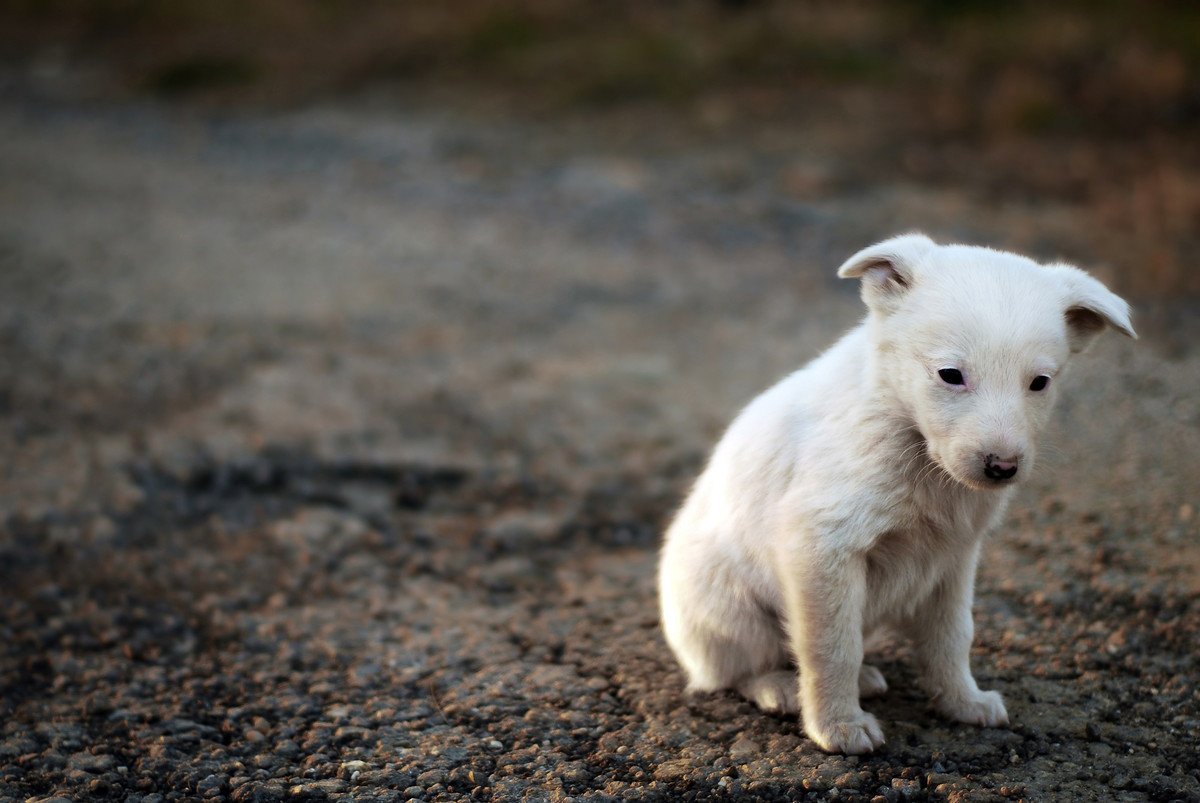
[290, 778, 347, 795]
[728, 736, 759, 761]
[416, 769, 447, 786]
[68, 753, 115, 773]
[652, 759, 690, 781]
[197, 774, 225, 797]
[553, 761, 587, 783]
[274, 739, 301, 758]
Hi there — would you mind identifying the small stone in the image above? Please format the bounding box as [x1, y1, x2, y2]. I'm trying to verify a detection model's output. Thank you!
[416, 768, 446, 786]
[561, 761, 591, 783]
[68, 752, 115, 773]
[334, 725, 370, 743]
[729, 736, 759, 761]
[487, 739, 503, 750]
[197, 774, 226, 797]
[653, 759, 690, 781]
[245, 729, 265, 743]
[834, 772, 863, 789]
[403, 786, 424, 799]
[36, 750, 66, 770]
[274, 739, 301, 758]
[891, 778, 919, 800]
[290, 778, 347, 795]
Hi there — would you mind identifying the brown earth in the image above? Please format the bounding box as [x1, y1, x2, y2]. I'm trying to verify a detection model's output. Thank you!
[2, 27, 1200, 802]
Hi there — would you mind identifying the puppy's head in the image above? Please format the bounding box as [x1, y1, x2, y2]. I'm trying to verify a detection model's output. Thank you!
[838, 233, 1135, 490]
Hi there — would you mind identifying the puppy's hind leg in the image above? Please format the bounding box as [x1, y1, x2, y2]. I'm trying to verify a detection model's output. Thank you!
[661, 554, 789, 701]
[670, 609, 790, 700]
[858, 664, 888, 699]
[738, 670, 799, 713]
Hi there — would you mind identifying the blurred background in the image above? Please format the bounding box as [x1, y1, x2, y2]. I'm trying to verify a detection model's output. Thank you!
[4, 1, 1200, 294]
[1, 2, 1198, 801]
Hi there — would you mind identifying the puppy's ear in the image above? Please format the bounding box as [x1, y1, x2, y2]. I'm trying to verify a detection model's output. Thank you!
[837, 233, 935, 312]
[1047, 262, 1137, 353]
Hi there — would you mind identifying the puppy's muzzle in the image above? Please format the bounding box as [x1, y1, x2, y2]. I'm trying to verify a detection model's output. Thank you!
[983, 454, 1019, 482]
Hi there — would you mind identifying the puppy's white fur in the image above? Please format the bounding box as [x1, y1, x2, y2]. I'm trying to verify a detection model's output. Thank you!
[658, 234, 1134, 754]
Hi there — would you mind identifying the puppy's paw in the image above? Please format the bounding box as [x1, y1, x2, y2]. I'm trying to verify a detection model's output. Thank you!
[737, 670, 799, 714]
[858, 664, 888, 699]
[937, 689, 1009, 728]
[806, 711, 885, 755]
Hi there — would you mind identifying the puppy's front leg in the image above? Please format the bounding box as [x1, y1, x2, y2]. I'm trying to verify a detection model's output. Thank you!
[912, 544, 1008, 728]
[784, 547, 884, 754]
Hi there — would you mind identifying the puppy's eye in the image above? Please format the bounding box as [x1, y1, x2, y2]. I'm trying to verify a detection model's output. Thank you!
[1029, 375, 1050, 392]
[938, 368, 965, 386]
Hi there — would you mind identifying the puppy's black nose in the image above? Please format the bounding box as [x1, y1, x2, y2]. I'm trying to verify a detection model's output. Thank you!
[983, 454, 1018, 481]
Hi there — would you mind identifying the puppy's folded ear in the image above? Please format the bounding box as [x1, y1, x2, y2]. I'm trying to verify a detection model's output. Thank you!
[1047, 262, 1137, 353]
[837, 233, 936, 312]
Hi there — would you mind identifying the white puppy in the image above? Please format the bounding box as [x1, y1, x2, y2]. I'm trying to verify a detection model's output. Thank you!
[658, 234, 1134, 754]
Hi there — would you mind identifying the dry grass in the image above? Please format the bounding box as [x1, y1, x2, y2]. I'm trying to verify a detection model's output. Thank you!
[3, 0, 1198, 298]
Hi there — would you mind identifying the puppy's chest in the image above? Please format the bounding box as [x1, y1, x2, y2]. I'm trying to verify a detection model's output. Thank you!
[862, 503, 983, 620]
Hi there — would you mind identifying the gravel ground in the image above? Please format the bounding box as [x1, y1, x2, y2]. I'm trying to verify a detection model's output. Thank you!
[1, 69, 1199, 802]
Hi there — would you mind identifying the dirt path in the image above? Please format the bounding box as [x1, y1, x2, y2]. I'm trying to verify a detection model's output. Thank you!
[2, 75, 1199, 802]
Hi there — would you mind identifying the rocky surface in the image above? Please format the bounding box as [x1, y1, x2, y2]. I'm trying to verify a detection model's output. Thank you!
[1, 69, 1199, 802]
